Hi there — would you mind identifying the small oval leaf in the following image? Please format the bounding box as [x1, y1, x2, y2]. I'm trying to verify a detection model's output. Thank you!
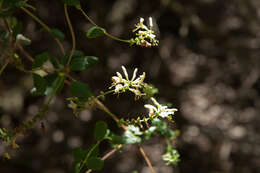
[32, 73, 48, 95]
[63, 0, 80, 8]
[70, 57, 88, 71]
[69, 81, 93, 98]
[94, 121, 108, 141]
[32, 52, 49, 69]
[86, 157, 104, 171]
[86, 26, 105, 39]
[50, 28, 65, 40]
[70, 56, 99, 71]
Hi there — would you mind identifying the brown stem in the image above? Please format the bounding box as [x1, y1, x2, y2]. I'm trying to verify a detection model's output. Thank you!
[138, 145, 156, 173]
[17, 44, 34, 62]
[64, 4, 76, 67]
[101, 146, 119, 160]
[85, 144, 122, 173]
[3, 19, 12, 34]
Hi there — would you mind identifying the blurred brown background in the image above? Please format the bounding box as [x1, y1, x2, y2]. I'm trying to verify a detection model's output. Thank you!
[1, 0, 260, 172]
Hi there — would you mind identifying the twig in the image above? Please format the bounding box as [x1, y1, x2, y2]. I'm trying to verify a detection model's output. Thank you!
[17, 44, 34, 62]
[85, 144, 123, 173]
[138, 145, 156, 173]
[0, 61, 9, 76]
[20, 7, 66, 55]
[64, 4, 76, 67]
[78, 7, 130, 43]
[78, 7, 98, 27]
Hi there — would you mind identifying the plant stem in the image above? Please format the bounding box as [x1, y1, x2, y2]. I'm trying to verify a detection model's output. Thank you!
[20, 7, 65, 55]
[64, 4, 76, 67]
[78, 7, 130, 44]
[78, 8, 98, 27]
[17, 43, 34, 62]
[138, 145, 156, 173]
[0, 61, 9, 76]
[94, 99, 120, 124]
[79, 141, 100, 173]
[85, 144, 122, 173]
[12, 93, 55, 137]
[96, 90, 115, 99]
[104, 31, 130, 43]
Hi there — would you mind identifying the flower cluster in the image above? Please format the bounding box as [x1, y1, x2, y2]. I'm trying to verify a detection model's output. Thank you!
[130, 17, 159, 47]
[144, 97, 178, 119]
[110, 66, 146, 99]
[162, 145, 180, 166]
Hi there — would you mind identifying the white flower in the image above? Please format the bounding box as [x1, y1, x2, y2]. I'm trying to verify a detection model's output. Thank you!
[144, 97, 178, 119]
[130, 17, 159, 47]
[149, 17, 153, 28]
[110, 66, 147, 98]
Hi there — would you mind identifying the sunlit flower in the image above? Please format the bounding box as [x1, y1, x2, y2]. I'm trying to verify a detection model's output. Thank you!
[110, 66, 146, 99]
[144, 97, 178, 119]
[130, 17, 159, 47]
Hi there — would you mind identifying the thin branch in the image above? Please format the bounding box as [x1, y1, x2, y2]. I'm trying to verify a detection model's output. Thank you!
[138, 145, 156, 173]
[12, 93, 55, 138]
[0, 61, 9, 76]
[78, 7, 130, 44]
[64, 4, 76, 67]
[78, 7, 98, 27]
[94, 99, 120, 125]
[20, 7, 66, 55]
[101, 147, 118, 160]
[85, 144, 123, 173]
[17, 44, 34, 62]
[3, 19, 12, 34]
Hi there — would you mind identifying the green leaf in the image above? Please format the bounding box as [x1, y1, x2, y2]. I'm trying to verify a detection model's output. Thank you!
[50, 28, 65, 40]
[33, 73, 48, 95]
[144, 126, 156, 140]
[70, 57, 87, 71]
[49, 57, 61, 69]
[69, 81, 93, 98]
[73, 147, 88, 163]
[73, 162, 81, 173]
[110, 133, 126, 145]
[61, 50, 84, 66]
[86, 26, 105, 39]
[72, 147, 88, 173]
[70, 56, 99, 71]
[34, 73, 65, 95]
[94, 121, 108, 141]
[86, 157, 104, 171]
[32, 52, 49, 69]
[63, 0, 80, 8]
[14, 1, 27, 7]
[85, 56, 98, 68]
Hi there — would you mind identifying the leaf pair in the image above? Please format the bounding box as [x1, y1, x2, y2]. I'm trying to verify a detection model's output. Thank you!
[62, 50, 99, 71]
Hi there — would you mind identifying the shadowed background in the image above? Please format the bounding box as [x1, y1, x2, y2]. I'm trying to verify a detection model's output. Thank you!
[1, 0, 260, 173]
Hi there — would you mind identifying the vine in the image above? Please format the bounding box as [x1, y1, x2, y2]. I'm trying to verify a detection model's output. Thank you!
[0, 0, 179, 172]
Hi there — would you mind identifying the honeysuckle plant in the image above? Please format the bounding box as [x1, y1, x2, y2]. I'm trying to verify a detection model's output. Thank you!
[130, 17, 159, 47]
[0, 0, 179, 172]
[109, 66, 146, 99]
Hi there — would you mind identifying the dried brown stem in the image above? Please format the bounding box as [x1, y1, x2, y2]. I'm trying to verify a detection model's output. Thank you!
[138, 145, 156, 173]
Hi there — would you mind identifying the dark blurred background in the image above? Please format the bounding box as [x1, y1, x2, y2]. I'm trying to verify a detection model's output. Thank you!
[1, 0, 260, 172]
